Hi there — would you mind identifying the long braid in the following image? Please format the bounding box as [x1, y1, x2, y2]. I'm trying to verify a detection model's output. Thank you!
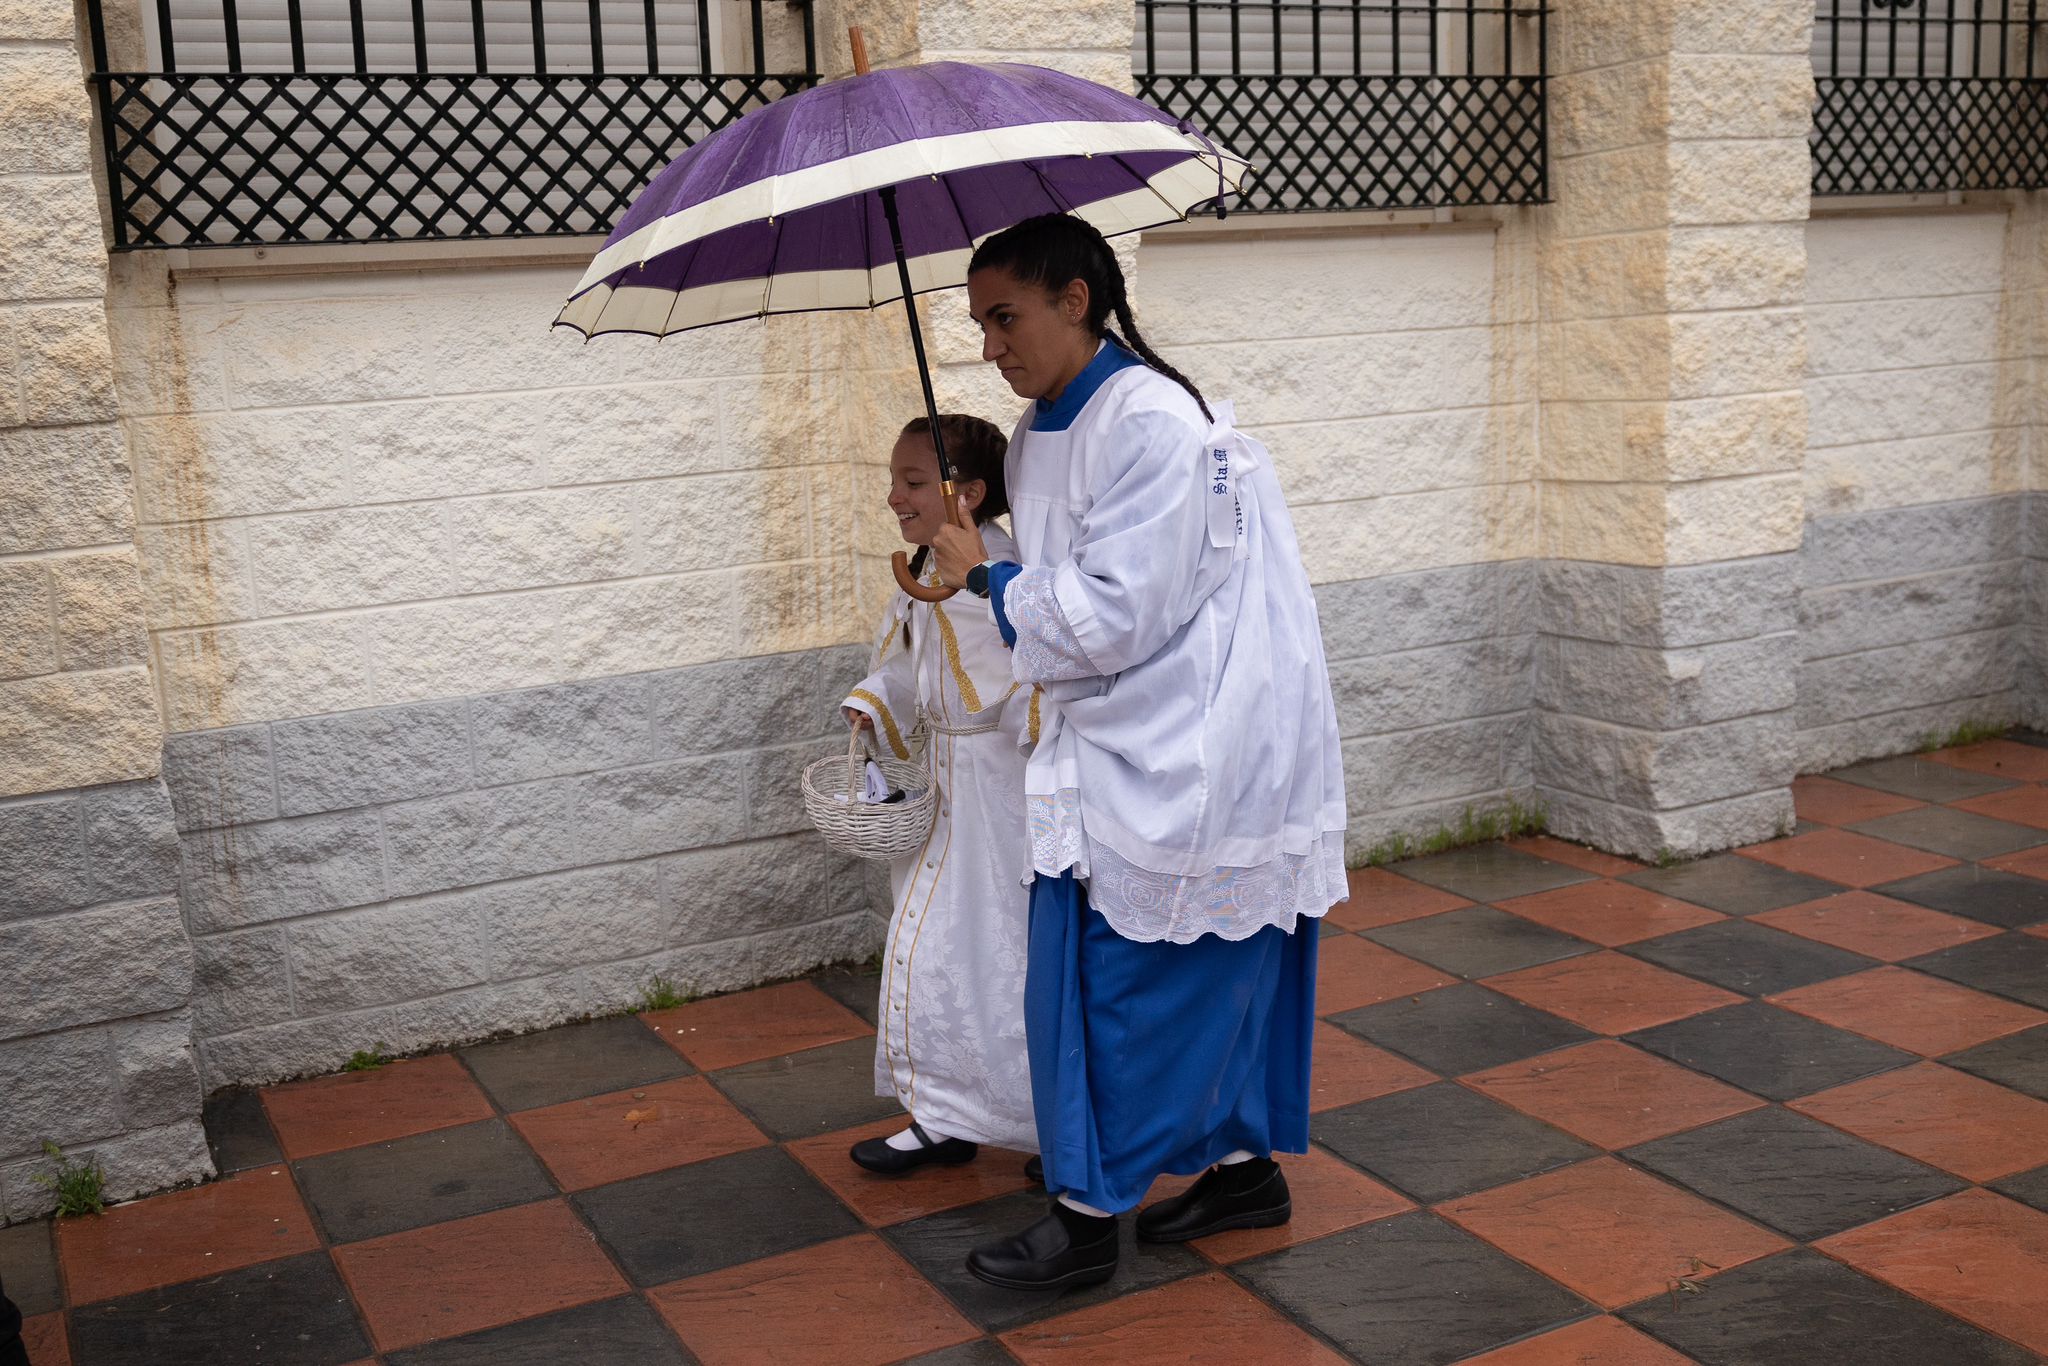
[1108, 299, 1211, 425]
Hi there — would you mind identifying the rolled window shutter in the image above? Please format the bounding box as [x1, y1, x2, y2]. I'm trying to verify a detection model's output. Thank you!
[1811, 1, 1957, 79]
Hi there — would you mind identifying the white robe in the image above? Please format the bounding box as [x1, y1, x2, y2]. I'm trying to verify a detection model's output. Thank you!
[843, 524, 1037, 1151]
[998, 366, 1348, 944]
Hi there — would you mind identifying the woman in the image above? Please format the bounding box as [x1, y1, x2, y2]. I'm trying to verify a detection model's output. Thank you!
[931, 214, 1347, 1290]
[841, 414, 1036, 1172]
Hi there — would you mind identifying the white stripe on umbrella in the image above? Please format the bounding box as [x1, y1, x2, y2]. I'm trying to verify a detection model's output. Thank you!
[559, 159, 1249, 338]
[568, 118, 1249, 304]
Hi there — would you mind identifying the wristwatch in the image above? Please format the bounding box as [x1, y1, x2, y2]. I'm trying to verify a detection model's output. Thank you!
[965, 560, 997, 598]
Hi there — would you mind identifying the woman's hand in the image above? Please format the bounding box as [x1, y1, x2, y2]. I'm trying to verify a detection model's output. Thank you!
[932, 496, 988, 588]
[843, 706, 873, 733]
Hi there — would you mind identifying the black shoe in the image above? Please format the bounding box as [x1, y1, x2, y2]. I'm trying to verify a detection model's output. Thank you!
[1024, 1155, 1044, 1185]
[850, 1122, 978, 1176]
[966, 1201, 1119, 1291]
[1136, 1158, 1291, 1243]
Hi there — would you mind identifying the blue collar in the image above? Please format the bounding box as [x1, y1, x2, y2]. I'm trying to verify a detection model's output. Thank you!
[1031, 340, 1142, 432]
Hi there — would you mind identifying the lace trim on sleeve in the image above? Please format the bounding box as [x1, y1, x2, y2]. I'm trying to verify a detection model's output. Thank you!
[1006, 566, 1096, 684]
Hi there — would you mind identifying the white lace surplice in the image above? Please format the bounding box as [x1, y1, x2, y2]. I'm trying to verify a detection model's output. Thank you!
[843, 525, 1036, 1150]
[1001, 373, 1348, 945]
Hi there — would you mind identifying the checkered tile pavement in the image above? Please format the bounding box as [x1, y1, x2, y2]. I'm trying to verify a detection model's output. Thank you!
[8, 739, 2048, 1364]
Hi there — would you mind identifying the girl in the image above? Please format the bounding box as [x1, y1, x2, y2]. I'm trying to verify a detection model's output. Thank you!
[841, 414, 1038, 1174]
[931, 214, 1347, 1289]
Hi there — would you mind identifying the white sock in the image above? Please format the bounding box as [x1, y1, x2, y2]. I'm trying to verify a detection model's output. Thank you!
[1057, 1194, 1113, 1218]
[886, 1123, 954, 1152]
[1218, 1149, 1260, 1166]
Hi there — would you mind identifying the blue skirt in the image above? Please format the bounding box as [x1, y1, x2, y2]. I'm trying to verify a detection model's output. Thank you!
[1025, 871, 1318, 1213]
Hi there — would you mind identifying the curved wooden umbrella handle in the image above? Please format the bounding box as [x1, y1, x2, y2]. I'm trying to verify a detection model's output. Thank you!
[894, 551, 957, 602]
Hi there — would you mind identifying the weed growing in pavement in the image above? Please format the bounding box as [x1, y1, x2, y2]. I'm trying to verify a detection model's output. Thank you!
[1355, 797, 1548, 868]
[342, 1044, 393, 1072]
[35, 1141, 106, 1218]
[638, 975, 691, 1011]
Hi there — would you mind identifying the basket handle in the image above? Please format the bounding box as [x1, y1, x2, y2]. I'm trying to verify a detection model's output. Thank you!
[845, 726, 874, 799]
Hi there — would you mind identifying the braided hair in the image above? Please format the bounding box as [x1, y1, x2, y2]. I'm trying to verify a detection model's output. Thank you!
[902, 412, 1010, 583]
[968, 213, 1213, 423]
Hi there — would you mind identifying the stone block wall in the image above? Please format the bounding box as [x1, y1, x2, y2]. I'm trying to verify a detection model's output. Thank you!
[1136, 228, 1539, 859]
[1, 0, 210, 1218]
[1797, 210, 2034, 767]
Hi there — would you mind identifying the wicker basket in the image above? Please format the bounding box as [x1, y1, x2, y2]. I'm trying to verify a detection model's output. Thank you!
[802, 728, 937, 860]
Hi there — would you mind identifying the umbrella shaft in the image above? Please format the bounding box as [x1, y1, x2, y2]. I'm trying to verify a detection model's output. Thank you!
[880, 183, 956, 491]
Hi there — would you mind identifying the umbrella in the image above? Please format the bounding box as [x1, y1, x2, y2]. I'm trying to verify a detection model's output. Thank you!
[556, 33, 1252, 600]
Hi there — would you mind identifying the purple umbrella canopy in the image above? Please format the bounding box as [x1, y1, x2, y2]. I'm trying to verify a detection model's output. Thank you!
[555, 61, 1253, 337]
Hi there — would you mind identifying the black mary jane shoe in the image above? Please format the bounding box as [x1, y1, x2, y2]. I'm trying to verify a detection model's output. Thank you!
[849, 1121, 979, 1176]
[966, 1201, 1120, 1292]
[1024, 1155, 1044, 1185]
[1135, 1158, 1291, 1243]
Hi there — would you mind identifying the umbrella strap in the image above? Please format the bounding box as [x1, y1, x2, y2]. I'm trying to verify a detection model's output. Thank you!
[1178, 117, 1229, 221]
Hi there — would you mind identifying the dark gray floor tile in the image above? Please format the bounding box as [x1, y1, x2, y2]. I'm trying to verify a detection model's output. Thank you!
[1318, 916, 1346, 938]
[1621, 1107, 1964, 1241]
[901, 1341, 1019, 1366]
[573, 1145, 860, 1286]
[880, 1190, 1203, 1333]
[1622, 855, 1844, 916]
[1313, 1083, 1598, 1204]
[387, 1295, 695, 1366]
[1389, 845, 1593, 904]
[1235, 1210, 1591, 1365]
[1625, 918, 1878, 996]
[708, 1036, 900, 1140]
[1906, 933, 2048, 1010]
[1365, 906, 1595, 980]
[1331, 983, 1595, 1076]
[1942, 1024, 2048, 1100]
[1830, 756, 2018, 803]
[202, 1088, 282, 1174]
[1850, 807, 2048, 862]
[810, 964, 883, 1026]
[459, 1016, 693, 1112]
[1990, 1165, 2048, 1213]
[69, 1252, 371, 1366]
[2010, 729, 2048, 750]
[1877, 864, 2048, 929]
[294, 1118, 555, 1243]
[1627, 1002, 1915, 1102]
[1620, 1248, 2034, 1366]
[0, 1219, 57, 1317]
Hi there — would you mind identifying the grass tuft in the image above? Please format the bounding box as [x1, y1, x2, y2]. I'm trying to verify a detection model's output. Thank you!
[36, 1141, 106, 1218]
[342, 1044, 393, 1072]
[638, 974, 691, 1012]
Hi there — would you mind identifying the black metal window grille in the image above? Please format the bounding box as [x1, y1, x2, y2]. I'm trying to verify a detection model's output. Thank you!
[1812, 1, 2046, 194]
[84, 0, 817, 248]
[1133, 0, 1548, 214]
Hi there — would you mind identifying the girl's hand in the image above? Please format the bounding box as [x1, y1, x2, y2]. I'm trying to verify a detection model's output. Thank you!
[932, 496, 988, 588]
[843, 706, 873, 733]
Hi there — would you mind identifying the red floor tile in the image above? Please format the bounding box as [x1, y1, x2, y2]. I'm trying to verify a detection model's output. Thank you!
[1820, 1188, 2048, 1356]
[1315, 934, 1455, 1014]
[1000, 1271, 1351, 1365]
[1768, 966, 2048, 1057]
[1790, 1062, 2048, 1182]
[56, 1166, 320, 1305]
[261, 1054, 495, 1160]
[1178, 1148, 1410, 1265]
[1461, 1040, 1762, 1150]
[648, 1233, 979, 1366]
[786, 1118, 1034, 1227]
[332, 1199, 626, 1353]
[1791, 775, 1926, 827]
[508, 1074, 768, 1190]
[1496, 881, 1723, 948]
[1461, 1314, 1694, 1365]
[1441, 1157, 1789, 1309]
[1952, 783, 2048, 831]
[1925, 740, 2048, 784]
[1737, 829, 1955, 888]
[2028, 923, 2048, 941]
[1507, 835, 1645, 878]
[1987, 844, 2048, 882]
[20, 1313, 69, 1366]
[1752, 890, 2002, 962]
[1309, 1021, 1438, 1112]
[642, 980, 873, 1071]
[1327, 867, 1470, 932]
[1484, 951, 1743, 1035]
